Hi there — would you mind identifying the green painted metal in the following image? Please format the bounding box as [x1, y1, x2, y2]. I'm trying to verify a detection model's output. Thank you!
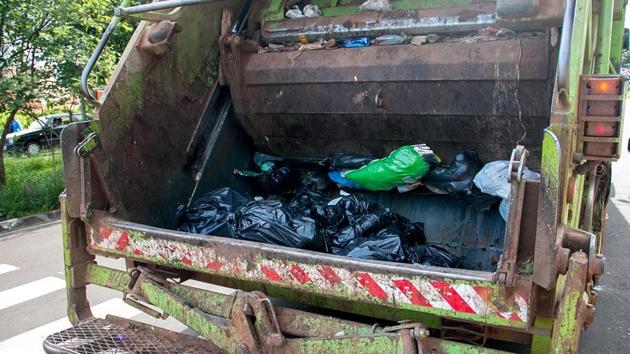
[290, 336, 404, 354]
[88, 226, 527, 329]
[85, 264, 129, 293]
[595, 0, 614, 74]
[610, 18, 624, 71]
[138, 280, 236, 352]
[433, 340, 512, 354]
[530, 317, 553, 354]
[550, 252, 588, 353]
[60, 197, 78, 324]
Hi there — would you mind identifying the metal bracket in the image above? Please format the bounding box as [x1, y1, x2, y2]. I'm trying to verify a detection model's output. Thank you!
[75, 133, 99, 221]
[496, 145, 529, 286]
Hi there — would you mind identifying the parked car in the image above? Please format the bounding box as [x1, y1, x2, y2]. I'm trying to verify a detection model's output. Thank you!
[4, 113, 90, 156]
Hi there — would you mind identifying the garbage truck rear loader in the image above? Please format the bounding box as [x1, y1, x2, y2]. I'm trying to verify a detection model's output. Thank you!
[46, 0, 627, 353]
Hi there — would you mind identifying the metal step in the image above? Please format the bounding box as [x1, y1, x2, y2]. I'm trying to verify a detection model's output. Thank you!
[43, 316, 224, 354]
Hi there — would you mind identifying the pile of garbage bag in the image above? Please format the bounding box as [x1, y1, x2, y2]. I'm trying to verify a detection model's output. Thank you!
[179, 186, 442, 265]
[178, 144, 541, 268]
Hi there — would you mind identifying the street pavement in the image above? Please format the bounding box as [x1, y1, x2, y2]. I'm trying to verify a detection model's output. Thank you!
[0, 125, 629, 353]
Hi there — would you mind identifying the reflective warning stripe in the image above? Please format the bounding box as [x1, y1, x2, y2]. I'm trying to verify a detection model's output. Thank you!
[94, 226, 529, 324]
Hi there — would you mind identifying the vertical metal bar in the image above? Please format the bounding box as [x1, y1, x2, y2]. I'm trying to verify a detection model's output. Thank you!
[81, 0, 132, 102]
[595, 0, 614, 73]
[610, 19, 624, 72]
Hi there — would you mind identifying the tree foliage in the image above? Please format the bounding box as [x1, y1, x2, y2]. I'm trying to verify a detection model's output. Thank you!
[0, 0, 133, 186]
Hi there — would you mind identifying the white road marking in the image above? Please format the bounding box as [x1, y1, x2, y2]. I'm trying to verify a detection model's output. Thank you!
[0, 277, 65, 311]
[0, 298, 142, 354]
[0, 264, 18, 276]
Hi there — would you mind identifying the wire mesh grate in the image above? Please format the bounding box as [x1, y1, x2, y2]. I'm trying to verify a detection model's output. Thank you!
[43, 318, 224, 354]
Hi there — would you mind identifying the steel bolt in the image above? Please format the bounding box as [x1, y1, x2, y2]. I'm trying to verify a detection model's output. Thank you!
[584, 303, 596, 329]
[236, 344, 250, 354]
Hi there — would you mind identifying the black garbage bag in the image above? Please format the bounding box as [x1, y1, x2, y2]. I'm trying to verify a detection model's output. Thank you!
[178, 187, 250, 236]
[392, 214, 426, 245]
[234, 152, 298, 195]
[231, 199, 323, 250]
[408, 245, 461, 268]
[329, 210, 394, 254]
[322, 153, 373, 170]
[345, 227, 407, 262]
[288, 189, 329, 216]
[422, 151, 483, 195]
[300, 171, 333, 191]
[461, 186, 501, 211]
[335, 194, 379, 221]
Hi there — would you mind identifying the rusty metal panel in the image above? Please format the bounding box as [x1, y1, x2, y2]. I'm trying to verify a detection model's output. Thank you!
[85, 215, 533, 329]
[226, 37, 552, 168]
[94, 1, 243, 229]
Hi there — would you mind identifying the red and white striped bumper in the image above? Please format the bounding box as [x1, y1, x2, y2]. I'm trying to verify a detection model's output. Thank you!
[89, 222, 531, 329]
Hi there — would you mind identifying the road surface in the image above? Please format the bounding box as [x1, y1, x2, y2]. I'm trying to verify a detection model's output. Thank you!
[0, 124, 629, 353]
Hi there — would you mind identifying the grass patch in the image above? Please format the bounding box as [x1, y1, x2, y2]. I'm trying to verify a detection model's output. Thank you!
[0, 153, 64, 219]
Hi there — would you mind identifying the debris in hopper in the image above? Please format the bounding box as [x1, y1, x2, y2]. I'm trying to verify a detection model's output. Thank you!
[326, 195, 426, 261]
[341, 37, 370, 48]
[232, 199, 323, 250]
[422, 150, 483, 195]
[345, 226, 407, 262]
[473, 160, 541, 220]
[328, 170, 362, 189]
[408, 244, 461, 268]
[285, 6, 304, 18]
[303, 4, 322, 17]
[462, 186, 502, 211]
[359, 0, 392, 12]
[411, 35, 427, 46]
[300, 171, 333, 191]
[178, 187, 250, 236]
[298, 38, 337, 51]
[268, 43, 286, 50]
[234, 152, 298, 195]
[322, 153, 373, 170]
[426, 34, 440, 43]
[496, 28, 517, 38]
[344, 144, 440, 191]
[372, 34, 406, 46]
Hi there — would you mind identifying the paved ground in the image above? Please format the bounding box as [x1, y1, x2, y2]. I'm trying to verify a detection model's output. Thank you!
[0, 125, 628, 353]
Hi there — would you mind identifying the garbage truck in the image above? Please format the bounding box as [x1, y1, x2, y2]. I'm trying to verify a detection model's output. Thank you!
[45, 0, 628, 352]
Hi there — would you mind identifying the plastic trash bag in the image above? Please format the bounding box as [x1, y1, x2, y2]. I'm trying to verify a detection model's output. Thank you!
[341, 37, 370, 48]
[408, 245, 461, 268]
[359, 0, 392, 12]
[300, 171, 333, 191]
[373, 34, 406, 46]
[473, 160, 540, 200]
[234, 152, 298, 195]
[303, 4, 322, 17]
[462, 186, 502, 211]
[473, 160, 541, 220]
[231, 199, 323, 250]
[285, 6, 304, 18]
[422, 150, 482, 195]
[328, 171, 362, 189]
[178, 187, 250, 236]
[345, 227, 406, 262]
[322, 153, 373, 170]
[288, 189, 329, 216]
[345, 144, 440, 191]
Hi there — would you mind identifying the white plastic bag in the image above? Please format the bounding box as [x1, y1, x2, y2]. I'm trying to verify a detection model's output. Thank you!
[285, 6, 304, 18]
[473, 160, 540, 220]
[359, 0, 392, 12]
[303, 4, 322, 17]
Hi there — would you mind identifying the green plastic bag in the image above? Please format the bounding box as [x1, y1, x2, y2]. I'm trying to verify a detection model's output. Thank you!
[345, 145, 439, 191]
